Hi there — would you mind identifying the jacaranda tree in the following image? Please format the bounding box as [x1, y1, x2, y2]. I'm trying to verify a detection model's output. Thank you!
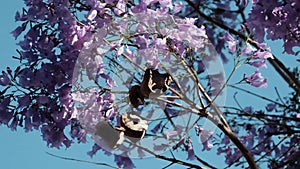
[1, 0, 299, 168]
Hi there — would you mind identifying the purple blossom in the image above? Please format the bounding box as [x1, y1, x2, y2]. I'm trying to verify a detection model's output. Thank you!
[41, 124, 72, 148]
[114, 154, 135, 169]
[166, 130, 178, 140]
[248, 59, 267, 68]
[130, 2, 147, 13]
[266, 103, 276, 112]
[186, 139, 196, 160]
[194, 125, 214, 151]
[173, 1, 184, 13]
[151, 121, 162, 133]
[173, 137, 185, 150]
[247, 0, 300, 54]
[70, 123, 87, 143]
[114, 0, 126, 16]
[87, 144, 101, 157]
[134, 35, 149, 49]
[154, 144, 168, 151]
[243, 106, 253, 113]
[11, 23, 26, 39]
[252, 50, 274, 60]
[220, 32, 237, 53]
[158, 0, 173, 8]
[242, 43, 255, 55]
[246, 70, 268, 88]
[0, 71, 10, 86]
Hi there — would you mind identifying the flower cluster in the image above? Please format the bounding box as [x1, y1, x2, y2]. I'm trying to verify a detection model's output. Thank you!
[247, 0, 300, 55]
[1, 0, 113, 148]
[222, 32, 273, 88]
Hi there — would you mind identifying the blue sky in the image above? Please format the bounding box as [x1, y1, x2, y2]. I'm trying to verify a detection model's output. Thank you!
[0, 1, 299, 169]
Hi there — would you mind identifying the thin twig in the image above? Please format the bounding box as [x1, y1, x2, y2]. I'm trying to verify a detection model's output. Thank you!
[46, 152, 120, 169]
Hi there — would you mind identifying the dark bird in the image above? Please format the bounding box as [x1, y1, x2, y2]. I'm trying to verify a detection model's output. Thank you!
[128, 68, 171, 107]
[128, 85, 144, 108]
[140, 68, 172, 98]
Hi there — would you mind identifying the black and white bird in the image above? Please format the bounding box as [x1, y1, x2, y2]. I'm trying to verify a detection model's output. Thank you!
[128, 68, 172, 107]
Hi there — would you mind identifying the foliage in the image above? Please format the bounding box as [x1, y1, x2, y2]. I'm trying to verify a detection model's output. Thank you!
[1, 0, 300, 168]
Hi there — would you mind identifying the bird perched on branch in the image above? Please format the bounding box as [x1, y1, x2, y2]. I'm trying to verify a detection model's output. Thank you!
[128, 68, 172, 108]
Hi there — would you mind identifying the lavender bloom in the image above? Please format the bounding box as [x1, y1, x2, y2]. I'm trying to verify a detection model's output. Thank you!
[220, 32, 237, 53]
[87, 144, 101, 158]
[266, 103, 276, 112]
[186, 139, 196, 160]
[253, 50, 274, 60]
[166, 130, 179, 140]
[0, 71, 10, 86]
[151, 121, 162, 133]
[246, 70, 268, 88]
[114, 154, 135, 169]
[248, 59, 267, 68]
[158, 0, 173, 9]
[247, 0, 299, 54]
[194, 125, 214, 151]
[173, 137, 185, 150]
[173, 1, 184, 13]
[243, 106, 253, 113]
[0, 97, 13, 125]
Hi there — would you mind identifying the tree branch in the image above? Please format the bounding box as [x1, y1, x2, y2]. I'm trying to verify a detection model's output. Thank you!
[184, 0, 300, 95]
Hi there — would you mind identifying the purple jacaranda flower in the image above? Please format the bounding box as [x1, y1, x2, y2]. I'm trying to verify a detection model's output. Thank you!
[41, 124, 72, 148]
[0, 71, 10, 86]
[153, 37, 167, 50]
[11, 23, 26, 39]
[101, 73, 117, 88]
[134, 35, 149, 49]
[116, 45, 124, 57]
[186, 139, 196, 160]
[220, 32, 237, 53]
[0, 111, 13, 126]
[124, 46, 134, 58]
[159, 0, 173, 8]
[14, 11, 27, 21]
[137, 148, 146, 158]
[195, 125, 214, 151]
[70, 122, 87, 143]
[242, 43, 255, 55]
[173, 137, 185, 150]
[247, 48, 271, 68]
[173, 1, 184, 13]
[252, 50, 274, 60]
[154, 144, 168, 151]
[272, 6, 287, 21]
[0, 97, 13, 125]
[197, 60, 205, 74]
[248, 59, 267, 68]
[243, 106, 253, 113]
[114, 0, 126, 16]
[114, 154, 135, 169]
[151, 121, 162, 133]
[130, 2, 147, 13]
[297, 113, 300, 119]
[251, 78, 267, 88]
[246, 69, 268, 88]
[266, 103, 276, 112]
[9, 116, 18, 131]
[87, 144, 101, 158]
[164, 105, 179, 116]
[166, 130, 178, 140]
